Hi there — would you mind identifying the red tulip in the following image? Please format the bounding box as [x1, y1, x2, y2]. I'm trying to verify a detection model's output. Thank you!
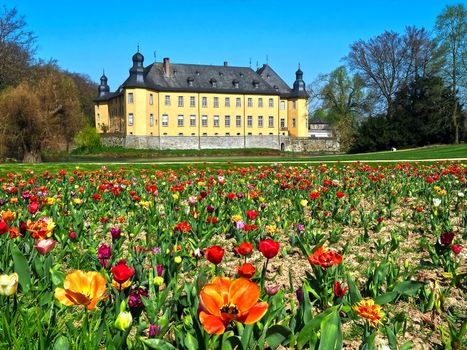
[333, 281, 348, 297]
[237, 263, 256, 278]
[451, 245, 462, 255]
[235, 242, 253, 257]
[246, 210, 258, 221]
[308, 246, 342, 268]
[336, 191, 345, 198]
[258, 239, 280, 259]
[112, 263, 135, 284]
[28, 201, 40, 214]
[0, 220, 8, 235]
[205, 245, 224, 265]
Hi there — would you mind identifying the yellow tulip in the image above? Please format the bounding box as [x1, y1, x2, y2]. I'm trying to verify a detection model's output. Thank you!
[0, 272, 18, 296]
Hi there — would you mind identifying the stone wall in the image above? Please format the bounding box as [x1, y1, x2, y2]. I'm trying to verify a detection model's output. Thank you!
[101, 134, 339, 152]
[282, 137, 340, 153]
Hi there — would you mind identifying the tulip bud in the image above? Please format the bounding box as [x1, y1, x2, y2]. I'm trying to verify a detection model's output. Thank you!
[153, 276, 164, 286]
[115, 311, 133, 331]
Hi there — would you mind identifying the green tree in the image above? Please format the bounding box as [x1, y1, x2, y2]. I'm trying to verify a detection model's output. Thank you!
[434, 3, 467, 144]
[313, 66, 370, 151]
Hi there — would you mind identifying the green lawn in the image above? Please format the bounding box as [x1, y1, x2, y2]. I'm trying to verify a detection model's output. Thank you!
[1, 144, 465, 176]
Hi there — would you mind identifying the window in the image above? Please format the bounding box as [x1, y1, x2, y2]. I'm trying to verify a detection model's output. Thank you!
[280, 101, 286, 110]
[97, 113, 100, 122]
[225, 132, 230, 136]
[258, 116, 263, 128]
[162, 114, 169, 127]
[236, 115, 241, 127]
[202, 97, 207, 107]
[280, 118, 285, 128]
[224, 115, 230, 127]
[128, 113, 134, 126]
[178, 96, 184, 107]
[150, 114, 154, 127]
[247, 98, 253, 107]
[236, 98, 241, 107]
[202, 132, 207, 136]
[190, 115, 196, 127]
[292, 100, 296, 109]
[178, 132, 184, 136]
[213, 97, 219, 108]
[268, 116, 274, 128]
[213, 115, 220, 127]
[292, 118, 296, 128]
[258, 98, 263, 108]
[225, 97, 230, 107]
[269, 98, 274, 107]
[178, 115, 184, 127]
[190, 96, 196, 107]
[202, 115, 208, 127]
[247, 116, 253, 128]
[165, 95, 171, 106]
[149, 94, 154, 105]
[128, 93, 134, 104]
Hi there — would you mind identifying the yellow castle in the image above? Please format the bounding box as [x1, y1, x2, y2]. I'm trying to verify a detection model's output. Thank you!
[95, 50, 309, 150]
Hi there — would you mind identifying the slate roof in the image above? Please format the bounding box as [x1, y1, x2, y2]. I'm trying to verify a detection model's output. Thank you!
[256, 64, 292, 97]
[122, 62, 286, 95]
[96, 56, 307, 101]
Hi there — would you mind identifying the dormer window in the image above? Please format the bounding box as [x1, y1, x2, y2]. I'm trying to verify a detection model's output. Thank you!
[219, 72, 223, 77]
[267, 74, 270, 79]
[274, 85, 279, 92]
[240, 73, 244, 78]
[173, 69, 177, 76]
[252, 80, 259, 88]
[232, 79, 239, 88]
[210, 78, 217, 88]
[196, 71, 200, 76]
[187, 77, 194, 86]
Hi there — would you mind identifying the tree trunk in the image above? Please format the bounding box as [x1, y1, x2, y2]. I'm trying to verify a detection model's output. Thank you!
[22, 149, 42, 163]
[452, 101, 459, 144]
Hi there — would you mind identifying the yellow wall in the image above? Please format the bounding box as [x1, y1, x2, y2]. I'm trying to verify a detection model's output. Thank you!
[95, 103, 109, 133]
[286, 98, 308, 137]
[154, 91, 281, 137]
[95, 89, 308, 138]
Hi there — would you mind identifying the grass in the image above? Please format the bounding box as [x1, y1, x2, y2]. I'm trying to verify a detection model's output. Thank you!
[0, 144, 465, 176]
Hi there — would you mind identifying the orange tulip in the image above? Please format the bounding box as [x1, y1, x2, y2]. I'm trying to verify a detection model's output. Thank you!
[353, 298, 385, 327]
[199, 277, 268, 334]
[54, 270, 107, 310]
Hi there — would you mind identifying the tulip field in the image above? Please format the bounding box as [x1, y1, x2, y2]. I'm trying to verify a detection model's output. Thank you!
[0, 161, 465, 349]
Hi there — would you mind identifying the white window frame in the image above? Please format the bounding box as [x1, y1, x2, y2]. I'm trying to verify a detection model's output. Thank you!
[165, 95, 171, 106]
[162, 114, 169, 127]
[149, 94, 154, 105]
[213, 115, 220, 127]
[128, 113, 134, 126]
[258, 98, 263, 108]
[236, 98, 241, 107]
[190, 114, 196, 127]
[190, 96, 196, 107]
[258, 115, 263, 128]
[202, 97, 207, 108]
[149, 113, 154, 127]
[247, 98, 253, 107]
[202, 115, 208, 127]
[224, 115, 230, 127]
[128, 92, 134, 104]
[213, 97, 219, 108]
[236, 115, 241, 127]
[269, 98, 273, 108]
[225, 97, 230, 107]
[268, 116, 274, 128]
[178, 115, 184, 127]
[178, 96, 184, 107]
[247, 116, 253, 128]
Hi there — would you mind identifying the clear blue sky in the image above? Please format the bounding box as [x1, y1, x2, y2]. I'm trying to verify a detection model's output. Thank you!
[6, 0, 461, 90]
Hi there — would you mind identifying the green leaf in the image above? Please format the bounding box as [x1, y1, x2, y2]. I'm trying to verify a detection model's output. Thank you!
[141, 338, 178, 350]
[184, 333, 198, 350]
[221, 335, 243, 350]
[385, 325, 397, 350]
[50, 269, 66, 287]
[375, 291, 398, 305]
[400, 341, 414, 350]
[265, 325, 292, 349]
[393, 281, 424, 297]
[318, 309, 342, 350]
[346, 273, 362, 304]
[53, 335, 69, 350]
[11, 243, 31, 293]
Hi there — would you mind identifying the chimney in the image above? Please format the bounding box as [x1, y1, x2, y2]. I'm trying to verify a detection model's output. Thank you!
[163, 57, 171, 77]
[224, 61, 228, 67]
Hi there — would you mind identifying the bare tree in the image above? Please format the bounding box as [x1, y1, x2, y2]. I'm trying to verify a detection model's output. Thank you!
[346, 27, 434, 118]
[0, 68, 84, 162]
[0, 6, 36, 90]
[434, 4, 467, 144]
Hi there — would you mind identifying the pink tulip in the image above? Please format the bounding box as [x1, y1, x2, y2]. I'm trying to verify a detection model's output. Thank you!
[34, 238, 56, 255]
